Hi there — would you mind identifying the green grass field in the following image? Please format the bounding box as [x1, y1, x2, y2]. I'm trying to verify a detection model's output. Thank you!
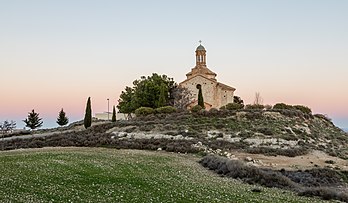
[0, 148, 328, 202]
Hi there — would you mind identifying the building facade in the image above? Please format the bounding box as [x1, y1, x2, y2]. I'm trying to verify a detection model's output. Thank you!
[179, 44, 236, 110]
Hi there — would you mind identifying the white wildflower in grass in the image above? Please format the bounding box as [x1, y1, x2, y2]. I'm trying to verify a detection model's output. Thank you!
[0, 148, 326, 202]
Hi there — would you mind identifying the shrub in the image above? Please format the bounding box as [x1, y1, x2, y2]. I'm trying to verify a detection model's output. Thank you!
[199, 155, 297, 190]
[191, 105, 202, 113]
[298, 187, 348, 202]
[207, 108, 219, 116]
[245, 104, 264, 110]
[155, 106, 177, 114]
[293, 105, 312, 114]
[273, 103, 293, 110]
[220, 103, 244, 110]
[200, 155, 348, 202]
[135, 107, 155, 117]
[325, 160, 336, 164]
[314, 114, 333, 123]
[246, 147, 309, 157]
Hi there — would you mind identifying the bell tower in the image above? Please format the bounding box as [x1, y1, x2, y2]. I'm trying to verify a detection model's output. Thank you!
[196, 40, 206, 66]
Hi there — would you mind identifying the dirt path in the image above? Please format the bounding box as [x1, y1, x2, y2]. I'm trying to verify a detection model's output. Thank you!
[230, 149, 348, 171]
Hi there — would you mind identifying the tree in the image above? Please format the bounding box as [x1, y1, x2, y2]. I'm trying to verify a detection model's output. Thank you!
[56, 108, 69, 126]
[111, 106, 116, 122]
[197, 84, 204, 108]
[171, 86, 192, 110]
[117, 86, 135, 119]
[117, 73, 175, 115]
[157, 84, 167, 107]
[254, 92, 263, 105]
[23, 110, 43, 130]
[84, 97, 92, 129]
[233, 96, 244, 106]
[0, 120, 16, 134]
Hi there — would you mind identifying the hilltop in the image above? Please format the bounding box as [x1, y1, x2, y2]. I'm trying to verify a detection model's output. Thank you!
[1, 108, 348, 202]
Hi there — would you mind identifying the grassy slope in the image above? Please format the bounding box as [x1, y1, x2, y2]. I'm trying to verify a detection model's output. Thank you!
[0, 148, 329, 203]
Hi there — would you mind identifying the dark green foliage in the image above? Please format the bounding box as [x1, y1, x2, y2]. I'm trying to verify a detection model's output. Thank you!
[314, 114, 333, 124]
[273, 103, 311, 115]
[273, 103, 292, 110]
[135, 107, 155, 117]
[157, 84, 167, 107]
[84, 97, 92, 129]
[155, 106, 177, 114]
[233, 96, 244, 105]
[208, 108, 219, 115]
[197, 85, 204, 108]
[246, 147, 309, 157]
[293, 105, 312, 114]
[56, 108, 69, 126]
[117, 73, 175, 113]
[220, 103, 244, 110]
[112, 106, 116, 122]
[191, 105, 202, 113]
[245, 104, 264, 110]
[117, 86, 134, 115]
[23, 109, 43, 130]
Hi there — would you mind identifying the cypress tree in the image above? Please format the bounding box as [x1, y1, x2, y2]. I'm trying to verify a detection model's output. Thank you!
[56, 108, 69, 126]
[197, 85, 204, 108]
[84, 97, 92, 129]
[112, 106, 116, 122]
[23, 109, 43, 130]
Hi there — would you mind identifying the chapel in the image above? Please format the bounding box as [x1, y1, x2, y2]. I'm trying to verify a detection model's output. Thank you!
[179, 43, 236, 110]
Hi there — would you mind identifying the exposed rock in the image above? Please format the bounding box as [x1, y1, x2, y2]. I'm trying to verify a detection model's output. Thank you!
[245, 157, 253, 162]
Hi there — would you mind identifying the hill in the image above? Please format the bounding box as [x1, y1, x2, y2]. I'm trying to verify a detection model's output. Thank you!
[0, 147, 330, 203]
[2, 109, 348, 160]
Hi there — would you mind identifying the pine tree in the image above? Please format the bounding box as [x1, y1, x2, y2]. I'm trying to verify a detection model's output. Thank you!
[197, 85, 204, 108]
[23, 109, 43, 130]
[112, 106, 116, 122]
[84, 97, 92, 129]
[56, 108, 69, 126]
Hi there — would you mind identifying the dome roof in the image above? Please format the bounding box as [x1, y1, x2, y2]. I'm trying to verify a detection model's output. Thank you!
[196, 44, 206, 51]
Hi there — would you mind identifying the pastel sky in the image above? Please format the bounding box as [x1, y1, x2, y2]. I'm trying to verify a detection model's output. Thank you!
[0, 0, 347, 129]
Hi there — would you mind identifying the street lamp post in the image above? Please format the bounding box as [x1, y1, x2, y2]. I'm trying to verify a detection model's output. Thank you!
[107, 98, 110, 121]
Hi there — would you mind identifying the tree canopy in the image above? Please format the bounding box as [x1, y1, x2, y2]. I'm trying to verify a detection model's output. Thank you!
[84, 97, 92, 129]
[117, 73, 175, 114]
[56, 108, 69, 126]
[23, 110, 43, 130]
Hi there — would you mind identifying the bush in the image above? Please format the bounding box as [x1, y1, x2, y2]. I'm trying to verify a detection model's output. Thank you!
[191, 105, 202, 113]
[199, 155, 297, 190]
[220, 103, 244, 110]
[273, 103, 293, 110]
[246, 147, 309, 157]
[245, 104, 264, 110]
[299, 187, 348, 202]
[293, 105, 312, 114]
[314, 114, 333, 123]
[155, 106, 177, 114]
[135, 107, 155, 117]
[207, 108, 220, 116]
[200, 155, 348, 202]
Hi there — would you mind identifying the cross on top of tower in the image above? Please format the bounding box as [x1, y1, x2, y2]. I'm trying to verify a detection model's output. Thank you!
[199, 40, 202, 44]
